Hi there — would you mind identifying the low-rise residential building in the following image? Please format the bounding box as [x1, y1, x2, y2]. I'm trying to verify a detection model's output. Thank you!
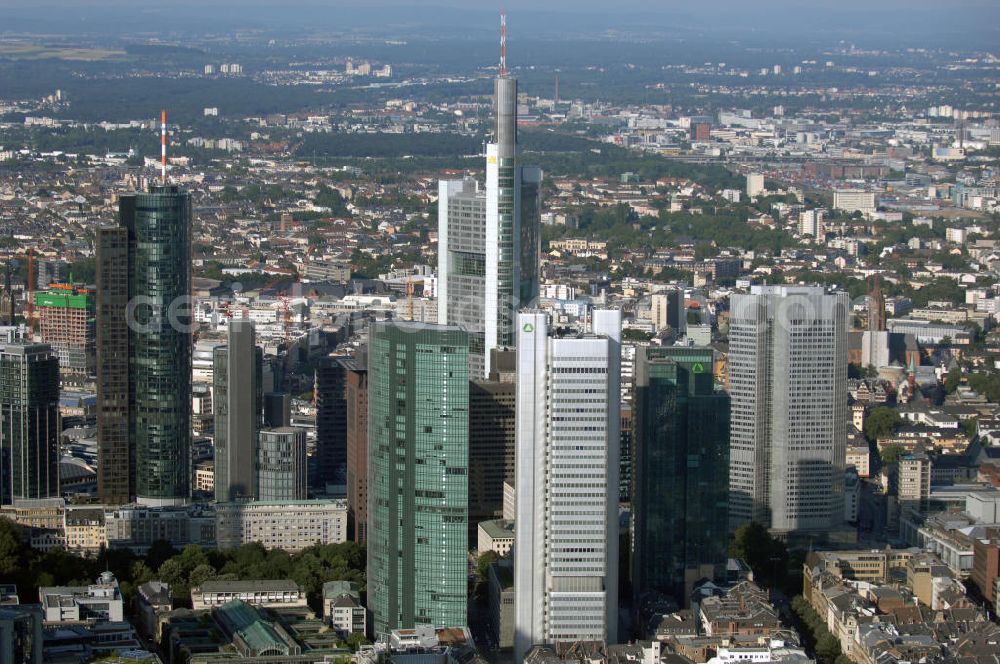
[322, 581, 365, 637]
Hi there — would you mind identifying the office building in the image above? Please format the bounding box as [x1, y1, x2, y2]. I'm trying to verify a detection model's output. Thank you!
[367, 321, 469, 637]
[262, 391, 290, 428]
[190, 580, 307, 611]
[257, 427, 307, 501]
[438, 35, 541, 378]
[468, 349, 516, 539]
[650, 289, 685, 335]
[97, 185, 193, 506]
[344, 361, 368, 543]
[0, 341, 60, 505]
[632, 346, 730, 607]
[215, 499, 347, 552]
[833, 190, 876, 216]
[728, 286, 848, 537]
[39, 572, 124, 623]
[95, 226, 131, 504]
[34, 286, 95, 382]
[314, 356, 349, 495]
[514, 310, 621, 659]
[214, 320, 263, 502]
[746, 173, 765, 198]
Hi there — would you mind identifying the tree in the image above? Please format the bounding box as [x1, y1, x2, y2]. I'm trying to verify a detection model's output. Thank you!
[0, 518, 25, 577]
[863, 406, 902, 442]
[729, 522, 788, 590]
[879, 444, 905, 466]
[944, 367, 962, 394]
[344, 632, 371, 651]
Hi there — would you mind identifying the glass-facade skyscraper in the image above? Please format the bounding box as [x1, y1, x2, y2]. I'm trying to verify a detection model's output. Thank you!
[97, 185, 192, 506]
[0, 341, 60, 505]
[631, 345, 730, 609]
[367, 321, 469, 637]
[438, 56, 541, 379]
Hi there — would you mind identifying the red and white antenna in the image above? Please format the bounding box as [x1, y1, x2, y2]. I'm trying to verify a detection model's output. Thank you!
[499, 11, 507, 77]
[160, 109, 167, 184]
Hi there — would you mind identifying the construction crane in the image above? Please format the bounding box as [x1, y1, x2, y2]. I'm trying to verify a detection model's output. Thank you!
[280, 295, 291, 343]
[406, 274, 415, 321]
[26, 248, 34, 335]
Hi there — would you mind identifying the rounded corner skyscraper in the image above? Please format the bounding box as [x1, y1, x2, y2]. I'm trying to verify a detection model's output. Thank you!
[99, 183, 193, 506]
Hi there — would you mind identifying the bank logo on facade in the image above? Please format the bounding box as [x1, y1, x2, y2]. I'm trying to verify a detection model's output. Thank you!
[523, 323, 534, 333]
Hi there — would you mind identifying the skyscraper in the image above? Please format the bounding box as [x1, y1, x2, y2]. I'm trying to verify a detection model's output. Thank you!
[315, 356, 350, 496]
[343, 359, 368, 543]
[632, 345, 730, 608]
[468, 349, 516, 541]
[728, 285, 848, 537]
[367, 321, 469, 637]
[257, 427, 307, 501]
[514, 310, 621, 660]
[214, 319, 263, 502]
[96, 226, 131, 504]
[0, 341, 60, 505]
[438, 15, 541, 378]
[97, 185, 193, 506]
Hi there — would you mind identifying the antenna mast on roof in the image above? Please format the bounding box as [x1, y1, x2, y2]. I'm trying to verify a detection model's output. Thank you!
[160, 109, 167, 184]
[499, 11, 507, 77]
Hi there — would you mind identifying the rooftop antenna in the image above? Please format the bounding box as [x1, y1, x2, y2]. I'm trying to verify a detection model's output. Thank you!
[499, 10, 507, 78]
[160, 109, 167, 184]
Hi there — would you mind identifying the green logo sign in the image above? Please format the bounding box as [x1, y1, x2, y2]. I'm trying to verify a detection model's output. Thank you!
[523, 323, 534, 332]
[692, 362, 705, 374]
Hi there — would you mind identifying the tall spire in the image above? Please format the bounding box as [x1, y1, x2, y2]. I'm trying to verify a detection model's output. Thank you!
[499, 11, 507, 77]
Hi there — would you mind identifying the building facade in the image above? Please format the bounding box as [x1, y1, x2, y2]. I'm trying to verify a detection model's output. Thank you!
[367, 321, 469, 637]
[34, 286, 95, 382]
[98, 185, 193, 506]
[0, 341, 60, 505]
[314, 356, 350, 495]
[257, 427, 307, 501]
[728, 286, 848, 536]
[632, 345, 730, 607]
[215, 499, 347, 551]
[344, 361, 368, 543]
[514, 310, 621, 660]
[438, 65, 540, 379]
[214, 319, 263, 502]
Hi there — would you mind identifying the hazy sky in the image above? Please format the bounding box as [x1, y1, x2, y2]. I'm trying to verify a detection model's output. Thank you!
[2, 0, 998, 46]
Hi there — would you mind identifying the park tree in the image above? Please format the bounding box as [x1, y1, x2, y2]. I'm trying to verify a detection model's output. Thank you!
[864, 406, 902, 442]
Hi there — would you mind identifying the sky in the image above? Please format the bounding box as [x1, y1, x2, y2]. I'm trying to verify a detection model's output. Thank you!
[1, 0, 997, 47]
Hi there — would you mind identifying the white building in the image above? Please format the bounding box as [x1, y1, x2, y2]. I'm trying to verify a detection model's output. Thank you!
[833, 190, 876, 216]
[39, 572, 124, 623]
[514, 309, 621, 660]
[215, 499, 347, 552]
[798, 209, 824, 238]
[746, 173, 765, 198]
[190, 579, 306, 611]
[728, 286, 848, 536]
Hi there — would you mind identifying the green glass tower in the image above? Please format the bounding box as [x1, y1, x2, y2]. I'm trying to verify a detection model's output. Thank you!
[367, 321, 469, 637]
[631, 346, 730, 609]
[119, 185, 192, 505]
[0, 341, 60, 505]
